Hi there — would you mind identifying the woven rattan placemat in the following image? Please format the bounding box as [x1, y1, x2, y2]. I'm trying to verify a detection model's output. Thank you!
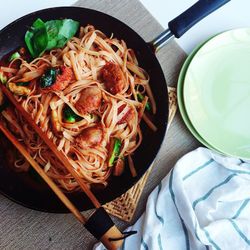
[104, 87, 177, 222]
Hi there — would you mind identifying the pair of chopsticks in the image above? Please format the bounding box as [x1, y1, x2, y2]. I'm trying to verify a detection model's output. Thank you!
[1, 85, 101, 208]
[0, 123, 86, 223]
[0, 84, 126, 250]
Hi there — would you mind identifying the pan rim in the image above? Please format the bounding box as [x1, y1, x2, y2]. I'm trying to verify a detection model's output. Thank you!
[0, 6, 169, 212]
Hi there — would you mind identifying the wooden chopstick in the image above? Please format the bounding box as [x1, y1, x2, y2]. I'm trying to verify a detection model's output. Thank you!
[0, 121, 86, 224]
[0, 119, 125, 250]
[0, 85, 101, 208]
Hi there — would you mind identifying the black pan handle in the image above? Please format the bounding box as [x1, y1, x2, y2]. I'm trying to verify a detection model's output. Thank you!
[150, 0, 230, 52]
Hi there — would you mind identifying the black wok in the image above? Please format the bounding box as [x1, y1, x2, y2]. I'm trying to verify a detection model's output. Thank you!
[0, 0, 229, 212]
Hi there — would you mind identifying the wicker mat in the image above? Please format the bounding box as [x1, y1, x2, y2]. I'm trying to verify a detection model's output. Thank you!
[104, 87, 177, 222]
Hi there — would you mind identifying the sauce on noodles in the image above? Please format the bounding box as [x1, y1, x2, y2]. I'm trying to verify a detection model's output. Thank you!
[0, 24, 157, 191]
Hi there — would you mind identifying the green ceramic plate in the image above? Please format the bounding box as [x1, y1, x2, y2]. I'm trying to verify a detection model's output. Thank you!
[177, 38, 222, 152]
[177, 35, 223, 153]
[183, 28, 250, 159]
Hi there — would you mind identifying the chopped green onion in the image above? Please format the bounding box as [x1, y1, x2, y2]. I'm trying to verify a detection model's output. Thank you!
[9, 52, 21, 62]
[137, 93, 151, 112]
[0, 71, 7, 84]
[108, 138, 122, 167]
[63, 105, 82, 123]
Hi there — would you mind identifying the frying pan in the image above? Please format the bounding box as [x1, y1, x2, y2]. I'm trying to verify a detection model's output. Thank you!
[0, 0, 229, 212]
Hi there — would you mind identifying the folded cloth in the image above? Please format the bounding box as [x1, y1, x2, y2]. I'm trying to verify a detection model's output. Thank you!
[94, 147, 250, 250]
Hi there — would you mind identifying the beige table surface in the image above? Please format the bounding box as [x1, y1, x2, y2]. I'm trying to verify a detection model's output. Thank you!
[0, 0, 201, 249]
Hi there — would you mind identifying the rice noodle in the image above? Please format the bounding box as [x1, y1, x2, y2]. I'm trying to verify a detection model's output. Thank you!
[2, 24, 157, 191]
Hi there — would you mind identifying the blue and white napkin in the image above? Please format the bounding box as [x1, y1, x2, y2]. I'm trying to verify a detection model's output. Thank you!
[94, 147, 250, 250]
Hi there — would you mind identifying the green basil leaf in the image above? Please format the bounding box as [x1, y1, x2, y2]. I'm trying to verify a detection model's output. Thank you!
[55, 35, 68, 48]
[33, 29, 47, 56]
[45, 20, 63, 50]
[25, 18, 79, 58]
[58, 19, 80, 40]
[25, 30, 35, 57]
[45, 19, 79, 49]
[25, 18, 48, 58]
[33, 18, 44, 29]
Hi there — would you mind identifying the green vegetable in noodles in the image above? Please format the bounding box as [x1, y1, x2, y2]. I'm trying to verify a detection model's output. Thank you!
[40, 68, 59, 88]
[137, 93, 151, 112]
[108, 138, 122, 167]
[9, 52, 21, 62]
[25, 18, 48, 58]
[25, 18, 79, 58]
[46, 19, 80, 49]
[45, 20, 63, 50]
[0, 71, 7, 84]
[63, 105, 82, 123]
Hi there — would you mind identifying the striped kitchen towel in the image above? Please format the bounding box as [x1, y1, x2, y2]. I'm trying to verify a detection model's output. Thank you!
[94, 147, 250, 250]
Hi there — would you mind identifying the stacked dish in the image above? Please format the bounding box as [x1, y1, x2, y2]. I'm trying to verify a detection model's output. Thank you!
[178, 28, 250, 159]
